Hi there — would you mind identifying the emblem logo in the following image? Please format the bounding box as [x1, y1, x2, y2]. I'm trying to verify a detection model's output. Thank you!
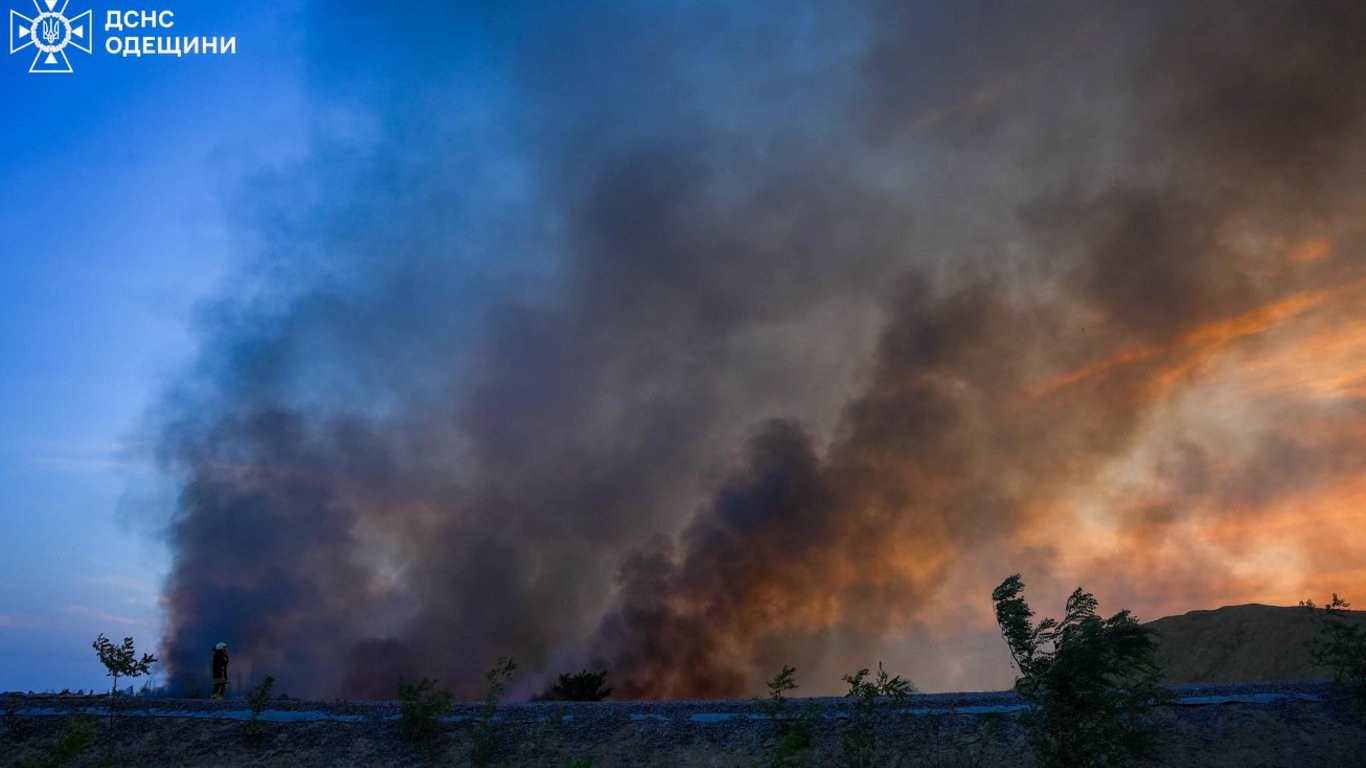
[10, 0, 91, 73]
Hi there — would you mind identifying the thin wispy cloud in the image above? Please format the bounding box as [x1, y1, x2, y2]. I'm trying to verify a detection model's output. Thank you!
[79, 574, 156, 594]
[67, 606, 153, 629]
[0, 614, 43, 629]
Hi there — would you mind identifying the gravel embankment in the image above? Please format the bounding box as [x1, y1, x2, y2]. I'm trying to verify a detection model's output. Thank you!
[1, 679, 1336, 721]
[2, 681, 1359, 768]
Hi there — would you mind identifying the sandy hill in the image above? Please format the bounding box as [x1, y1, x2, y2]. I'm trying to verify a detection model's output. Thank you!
[1146, 603, 1366, 684]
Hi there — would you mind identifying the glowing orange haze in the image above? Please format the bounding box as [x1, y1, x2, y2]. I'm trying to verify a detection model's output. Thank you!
[880, 240, 1366, 693]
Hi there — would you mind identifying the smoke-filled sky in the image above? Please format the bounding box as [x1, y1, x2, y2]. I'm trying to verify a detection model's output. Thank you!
[3, 0, 1364, 699]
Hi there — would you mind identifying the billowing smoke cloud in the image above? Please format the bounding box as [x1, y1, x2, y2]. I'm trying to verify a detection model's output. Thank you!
[151, 0, 1366, 699]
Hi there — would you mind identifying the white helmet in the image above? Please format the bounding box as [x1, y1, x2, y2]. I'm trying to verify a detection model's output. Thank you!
[215, 642, 227, 650]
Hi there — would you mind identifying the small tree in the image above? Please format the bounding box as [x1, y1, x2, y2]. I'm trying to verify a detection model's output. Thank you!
[840, 662, 914, 768]
[758, 665, 814, 768]
[91, 634, 157, 756]
[549, 669, 612, 702]
[470, 656, 517, 767]
[92, 634, 158, 701]
[992, 574, 1172, 768]
[397, 677, 455, 746]
[241, 675, 276, 743]
[1301, 594, 1366, 712]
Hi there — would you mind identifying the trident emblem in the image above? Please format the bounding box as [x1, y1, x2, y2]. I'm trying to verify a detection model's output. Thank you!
[9, 0, 92, 74]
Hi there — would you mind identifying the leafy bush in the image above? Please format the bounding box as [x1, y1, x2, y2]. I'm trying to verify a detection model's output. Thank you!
[1301, 594, 1366, 711]
[840, 662, 914, 768]
[470, 656, 517, 767]
[992, 574, 1172, 768]
[564, 759, 595, 768]
[11, 713, 99, 768]
[240, 675, 276, 743]
[397, 677, 454, 745]
[758, 665, 814, 768]
[549, 669, 612, 702]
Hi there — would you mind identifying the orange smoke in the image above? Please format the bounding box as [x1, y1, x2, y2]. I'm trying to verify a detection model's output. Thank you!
[1034, 278, 1363, 398]
[1286, 238, 1335, 264]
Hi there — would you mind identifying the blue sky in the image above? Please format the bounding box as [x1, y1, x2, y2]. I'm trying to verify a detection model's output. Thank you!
[0, 0, 307, 691]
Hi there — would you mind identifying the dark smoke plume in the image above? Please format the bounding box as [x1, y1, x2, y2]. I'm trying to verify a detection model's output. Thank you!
[151, 0, 1366, 699]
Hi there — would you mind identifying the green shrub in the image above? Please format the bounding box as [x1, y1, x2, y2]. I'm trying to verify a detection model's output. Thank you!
[992, 574, 1172, 768]
[1301, 594, 1366, 712]
[397, 677, 454, 745]
[11, 713, 99, 768]
[839, 662, 913, 768]
[758, 665, 814, 768]
[240, 675, 275, 743]
[565, 759, 595, 768]
[470, 656, 517, 767]
[549, 669, 612, 702]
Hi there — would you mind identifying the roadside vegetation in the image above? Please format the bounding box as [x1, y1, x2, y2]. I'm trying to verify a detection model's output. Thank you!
[548, 670, 612, 702]
[1301, 593, 1366, 715]
[992, 574, 1172, 768]
[758, 665, 814, 768]
[839, 662, 914, 768]
[9, 713, 103, 768]
[240, 675, 276, 744]
[397, 676, 455, 746]
[470, 656, 518, 767]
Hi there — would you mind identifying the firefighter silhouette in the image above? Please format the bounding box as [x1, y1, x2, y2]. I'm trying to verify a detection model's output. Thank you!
[211, 642, 229, 699]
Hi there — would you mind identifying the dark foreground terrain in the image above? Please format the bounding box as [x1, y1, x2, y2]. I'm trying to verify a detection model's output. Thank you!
[3, 682, 1361, 767]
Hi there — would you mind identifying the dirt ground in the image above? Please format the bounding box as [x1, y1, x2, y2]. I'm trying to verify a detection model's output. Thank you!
[3, 691, 1363, 767]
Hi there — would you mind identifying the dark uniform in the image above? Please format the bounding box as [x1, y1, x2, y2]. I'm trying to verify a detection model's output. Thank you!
[212, 646, 229, 698]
